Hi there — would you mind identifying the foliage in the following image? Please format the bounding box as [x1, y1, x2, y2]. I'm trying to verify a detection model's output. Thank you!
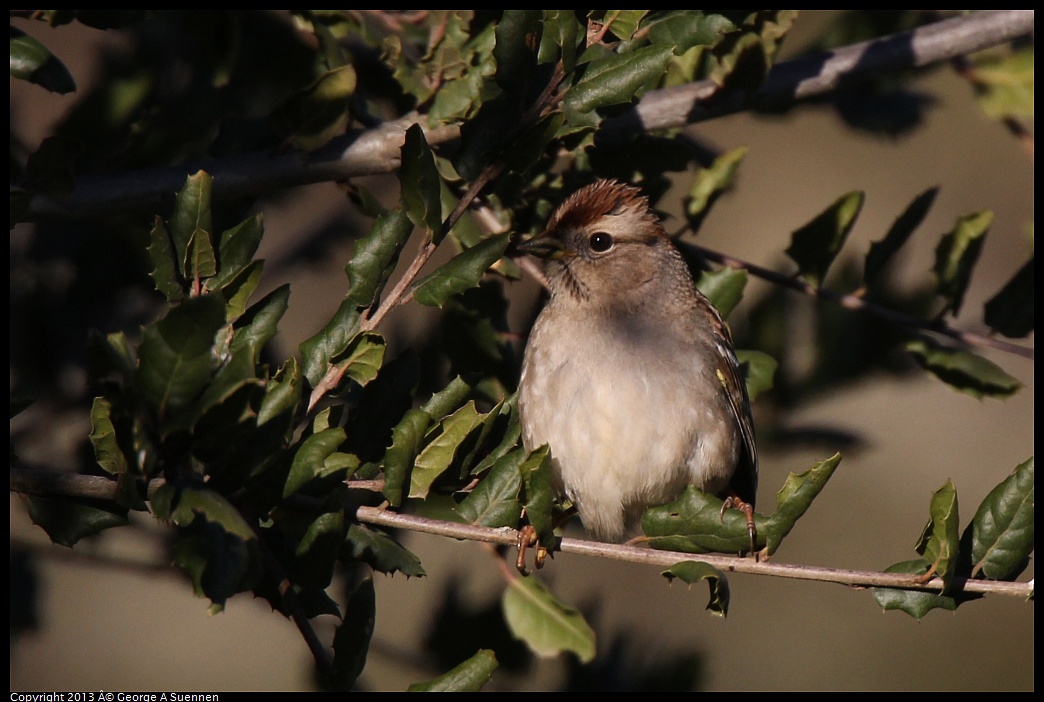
[9, 9, 1033, 691]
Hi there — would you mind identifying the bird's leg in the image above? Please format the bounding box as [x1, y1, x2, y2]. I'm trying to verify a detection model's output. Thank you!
[515, 524, 549, 575]
[721, 494, 757, 556]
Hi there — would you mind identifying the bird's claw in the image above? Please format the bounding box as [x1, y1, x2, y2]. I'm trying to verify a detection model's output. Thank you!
[515, 525, 548, 575]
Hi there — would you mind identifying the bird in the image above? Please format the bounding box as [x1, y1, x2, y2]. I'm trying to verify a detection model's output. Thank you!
[517, 178, 758, 548]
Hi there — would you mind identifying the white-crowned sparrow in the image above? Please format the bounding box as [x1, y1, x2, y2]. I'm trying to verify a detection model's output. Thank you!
[518, 179, 758, 547]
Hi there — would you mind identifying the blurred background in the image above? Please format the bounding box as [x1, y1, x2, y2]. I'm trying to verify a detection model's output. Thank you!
[10, 11, 1033, 691]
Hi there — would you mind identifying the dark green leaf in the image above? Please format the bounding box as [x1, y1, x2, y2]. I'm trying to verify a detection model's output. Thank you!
[184, 227, 217, 282]
[274, 65, 357, 152]
[661, 561, 730, 617]
[345, 209, 414, 309]
[695, 267, 747, 319]
[763, 453, 842, 556]
[300, 298, 362, 387]
[159, 484, 256, 541]
[168, 172, 213, 277]
[598, 10, 648, 41]
[332, 576, 376, 690]
[711, 10, 797, 92]
[966, 457, 1034, 580]
[646, 11, 734, 54]
[933, 210, 992, 315]
[27, 495, 129, 548]
[914, 480, 960, 593]
[257, 357, 302, 428]
[984, 257, 1034, 338]
[493, 11, 540, 96]
[400, 124, 444, 236]
[284, 427, 348, 498]
[412, 234, 511, 307]
[421, 376, 474, 420]
[873, 559, 958, 619]
[864, 188, 938, 285]
[295, 510, 345, 588]
[137, 296, 227, 417]
[209, 213, 264, 291]
[520, 446, 555, 548]
[456, 447, 525, 528]
[565, 45, 674, 115]
[344, 524, 426, 577]
[382, 408, 432, 507]
[407, 650, 498, 692]
[89, 397, 128, 478]
[147, 217, 184, 302]
[502, 576, 595, 662]
[785, 191, 864, 288]
[906, 338, 1021, 399]
[538, 11, 579, 71]
[643, 485, 766, 555]
[736, 349, 777, 402]
[10, 27, 76, 94]
[335, 332, 386, 388]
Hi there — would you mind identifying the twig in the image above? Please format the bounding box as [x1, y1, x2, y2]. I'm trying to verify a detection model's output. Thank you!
[684, 241, 1034, 361]
[19, 11, 1033, 220]
[10, 469, 1030, 599]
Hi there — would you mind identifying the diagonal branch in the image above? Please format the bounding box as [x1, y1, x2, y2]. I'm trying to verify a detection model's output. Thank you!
[19, 11, 1033, 220]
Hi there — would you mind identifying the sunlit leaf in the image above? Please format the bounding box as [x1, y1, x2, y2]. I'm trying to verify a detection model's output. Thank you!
[914, 480, 960, 593]
[695, 267, 747, 320]
[502, 576, 595, 662]
[407, 649, 498, 692]
[412, 234, 511, 307]
[873, 559, 958, 619]
[965, 457, 1034, 580]
[10, 27, 75, 94]
[933, 210, 992, 315]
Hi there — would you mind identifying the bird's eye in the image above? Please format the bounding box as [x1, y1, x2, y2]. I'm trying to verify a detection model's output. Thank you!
[589, 232, 614, 252]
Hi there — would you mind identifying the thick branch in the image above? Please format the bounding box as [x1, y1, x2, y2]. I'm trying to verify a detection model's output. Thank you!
[19, 11, 1033, 219]
[9, 469, 1033, 599]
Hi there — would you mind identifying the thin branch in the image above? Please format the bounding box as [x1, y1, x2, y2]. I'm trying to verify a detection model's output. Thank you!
[19, 11, 1033, 220]
[10, 469, 1033, 599]
[684, 241, 1034, 361]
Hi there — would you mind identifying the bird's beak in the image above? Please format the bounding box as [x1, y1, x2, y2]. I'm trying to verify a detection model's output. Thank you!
[517, 232, 574, 260]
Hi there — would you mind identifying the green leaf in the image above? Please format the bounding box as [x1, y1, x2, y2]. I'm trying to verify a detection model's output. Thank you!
[274, 65, 357, 151]
[88, 396, 144, 510]
[410, 402, 485, 499]
[156, 484, 256, 541]
[933, 210, 992, 315]
[642, 486, 765, 555]
[217, 259, 264, 322]
[785, 191, 865, 288]
[284, 427, 348, 498]
[565, 44, 674, 115]
[421, 376, 474, 420]
[763, 453, 842, 556]
[872, 559, 958, 619]
[965, 457, 1034, 580]
[538, 11, 580, 71]
[598, 10, 648, 41]
[345, 209, 414, 309]
[295, 510, 345, 588]
[137, 296, 227, 417]
[456, 447, 525, 528]
[661, 561, 731, 617]
[257, 357, 302, 428]
[208, 213, 264, 291]
[864, 188, 938, 285]
[147, 217, 184, 302]
[300, 298, 361, 387]
[685, 146, 748, 227]
[502, 576, 595, 663]
[905, 338, 1021, 399]
[520, 445, 555, 548]
[400, 124, 444, 236]
[412, 234, 511, 307]
[711, 10, 797, 92]
[984, 257, 1034, 338]
[493, 11, 540, 96]
[345, 524, 426, 577]
[646, 11, 734, 54]
[970, 45, 1034, 120]
[736, 349, 777, 402]
[27, 495, 129, 547]
[382, 408, 432, 507]
[332, 576, 376, 691]
[335, 332, 387, 388]
[10, 27, 76, 93]
[407, 650, 498, 692]
[168, 172, 213, 277]
[914, 480, 960, 593]
[184, 227, 217, 282]
[695, 268, 747, 320]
